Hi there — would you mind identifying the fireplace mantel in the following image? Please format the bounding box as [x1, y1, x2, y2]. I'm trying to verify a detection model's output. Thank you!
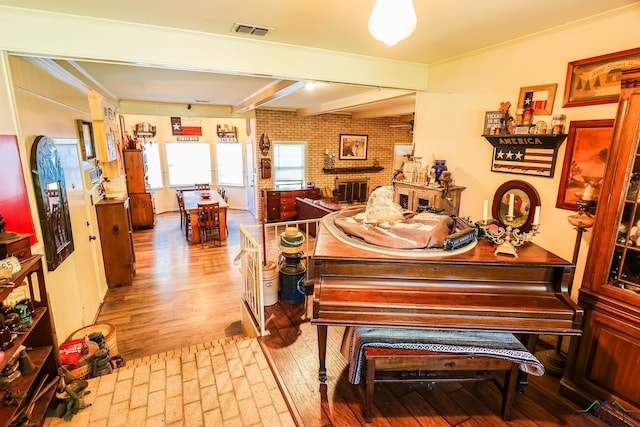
[322, 166, 384, 174]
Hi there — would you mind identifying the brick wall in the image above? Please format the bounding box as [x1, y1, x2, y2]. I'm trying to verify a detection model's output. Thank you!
[255, 110, 413, 218]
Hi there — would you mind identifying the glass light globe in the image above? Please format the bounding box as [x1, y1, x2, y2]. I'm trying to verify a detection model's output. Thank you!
[368, 0, 417, 46]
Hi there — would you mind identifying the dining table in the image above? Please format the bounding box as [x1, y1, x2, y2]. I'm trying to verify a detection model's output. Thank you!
[181, 190, 229, 243]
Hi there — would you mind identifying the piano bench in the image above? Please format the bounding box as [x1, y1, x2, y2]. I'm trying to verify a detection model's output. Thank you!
[363, 347, 520, 422]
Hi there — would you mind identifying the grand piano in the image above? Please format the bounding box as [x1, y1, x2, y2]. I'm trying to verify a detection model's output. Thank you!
[311, 214, 584, 381]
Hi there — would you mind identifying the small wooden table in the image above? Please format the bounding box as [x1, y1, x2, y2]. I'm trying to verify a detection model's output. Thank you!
[182, 190, 229, 243]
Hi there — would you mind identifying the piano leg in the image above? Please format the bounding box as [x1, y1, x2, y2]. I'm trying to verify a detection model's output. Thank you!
[317, 324, 328, 382]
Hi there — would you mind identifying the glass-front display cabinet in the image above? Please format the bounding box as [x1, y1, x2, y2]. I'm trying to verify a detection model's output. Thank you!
[561, 67, 640, 418]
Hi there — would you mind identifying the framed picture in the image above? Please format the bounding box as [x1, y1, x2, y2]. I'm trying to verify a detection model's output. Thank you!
[517, 83, 557, 115]
[339, 134, 368, 160]
[555, 119, 614, 211]
[76, 120, 96, 161]
[492, 180, 540, 232]
[105, 125, 118, 161]
[119, 114, 126, 142]
[563, 47, 640, 108]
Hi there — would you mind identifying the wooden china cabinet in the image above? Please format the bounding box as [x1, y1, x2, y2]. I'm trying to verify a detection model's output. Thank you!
[123, 149, 155, 229]
[561, 67, 640, 415]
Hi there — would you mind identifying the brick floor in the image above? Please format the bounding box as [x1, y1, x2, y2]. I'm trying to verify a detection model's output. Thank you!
[44, 336, 295, 427]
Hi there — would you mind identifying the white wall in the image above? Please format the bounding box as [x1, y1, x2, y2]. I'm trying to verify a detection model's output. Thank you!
[413, 6, 640, 299]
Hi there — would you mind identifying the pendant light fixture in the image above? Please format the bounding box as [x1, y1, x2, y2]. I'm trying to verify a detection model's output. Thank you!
[368, 0, 417, 46]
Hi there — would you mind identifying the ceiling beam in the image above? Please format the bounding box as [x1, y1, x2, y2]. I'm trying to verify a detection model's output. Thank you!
[233, 80, 305, 114]
[296, 89, 414, 116]
[52, 59, 120, 102]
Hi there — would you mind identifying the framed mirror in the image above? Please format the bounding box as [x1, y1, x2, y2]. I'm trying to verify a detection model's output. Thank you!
[492, 180, 540, 232]
[31, 135, 74, 270]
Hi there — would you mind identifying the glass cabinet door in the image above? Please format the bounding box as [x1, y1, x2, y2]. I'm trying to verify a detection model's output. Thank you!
[608, 129, 640, 294]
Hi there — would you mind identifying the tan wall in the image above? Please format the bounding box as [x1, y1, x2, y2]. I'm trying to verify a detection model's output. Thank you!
[255, 110, 413, 217]
[413, 6, 640, 300]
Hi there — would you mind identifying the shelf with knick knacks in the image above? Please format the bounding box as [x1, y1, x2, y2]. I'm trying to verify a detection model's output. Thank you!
[133, 122, 156, 138]
[482, 133, 567, 177]
[482, 104, 567, 177]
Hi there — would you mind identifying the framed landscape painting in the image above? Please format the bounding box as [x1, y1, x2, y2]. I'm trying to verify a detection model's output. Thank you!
[556, 119, 614, 211]
[563, 47, 640, 107]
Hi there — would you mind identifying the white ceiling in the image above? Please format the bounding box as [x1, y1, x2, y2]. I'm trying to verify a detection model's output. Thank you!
[2, 0, 637, 117]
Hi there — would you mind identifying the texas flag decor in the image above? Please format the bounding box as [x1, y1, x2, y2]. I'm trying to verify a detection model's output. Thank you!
[171, 117, 202, 136]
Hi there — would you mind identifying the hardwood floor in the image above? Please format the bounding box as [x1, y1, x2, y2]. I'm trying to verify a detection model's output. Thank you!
[95, 209, 261, 361]
[261, 302, 608, 427]
[96, 212, 605, 426]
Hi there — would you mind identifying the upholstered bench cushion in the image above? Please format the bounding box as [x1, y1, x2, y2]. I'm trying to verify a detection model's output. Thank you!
[341, 326, 544, 384]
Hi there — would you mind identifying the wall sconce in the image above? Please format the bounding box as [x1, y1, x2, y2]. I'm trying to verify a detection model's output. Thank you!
[368, 0, 417, 46]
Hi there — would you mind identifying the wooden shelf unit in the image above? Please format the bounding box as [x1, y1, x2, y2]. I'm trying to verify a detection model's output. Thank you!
[481, 133, 567, 148]
[0, 255, 58, 427]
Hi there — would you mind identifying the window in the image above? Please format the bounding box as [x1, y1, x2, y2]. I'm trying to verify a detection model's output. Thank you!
[166, 142, 211, 186]
[394, 143, 413, 169]
[142, 142, 163, 189]
[273, 142, 306, 189]
[216, 142, 244, 186]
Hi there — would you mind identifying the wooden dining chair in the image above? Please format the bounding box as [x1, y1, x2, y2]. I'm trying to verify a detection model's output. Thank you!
[176, 192, 190, 238]
[217, 187, 228, 202]
[197, 202, 221, 248]
[194, 183, 210, 191]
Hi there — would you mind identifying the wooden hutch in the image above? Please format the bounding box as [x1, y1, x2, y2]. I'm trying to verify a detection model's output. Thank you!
[561, 67, 640, 417]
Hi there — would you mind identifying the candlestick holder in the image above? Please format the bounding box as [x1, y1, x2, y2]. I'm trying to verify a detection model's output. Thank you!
[485, 214, 540, 257]
[474, 219, 499, 238]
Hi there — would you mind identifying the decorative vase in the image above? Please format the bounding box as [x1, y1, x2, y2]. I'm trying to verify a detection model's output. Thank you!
[433, 160, 447, 183]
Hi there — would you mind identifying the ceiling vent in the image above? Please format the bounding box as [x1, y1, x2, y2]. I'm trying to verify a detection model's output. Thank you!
[232, 23, 271, 37]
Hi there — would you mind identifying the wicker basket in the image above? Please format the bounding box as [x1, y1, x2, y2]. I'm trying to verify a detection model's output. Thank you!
[66, 323, 119, 358]
[65, 323, 119, 379]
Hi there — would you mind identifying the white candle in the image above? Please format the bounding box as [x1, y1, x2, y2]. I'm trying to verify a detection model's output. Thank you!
[533, 206, 541, 225]
[325, 149, 329, 155]
[508, 194, 514, 217]
[482, 199, 488, 222]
